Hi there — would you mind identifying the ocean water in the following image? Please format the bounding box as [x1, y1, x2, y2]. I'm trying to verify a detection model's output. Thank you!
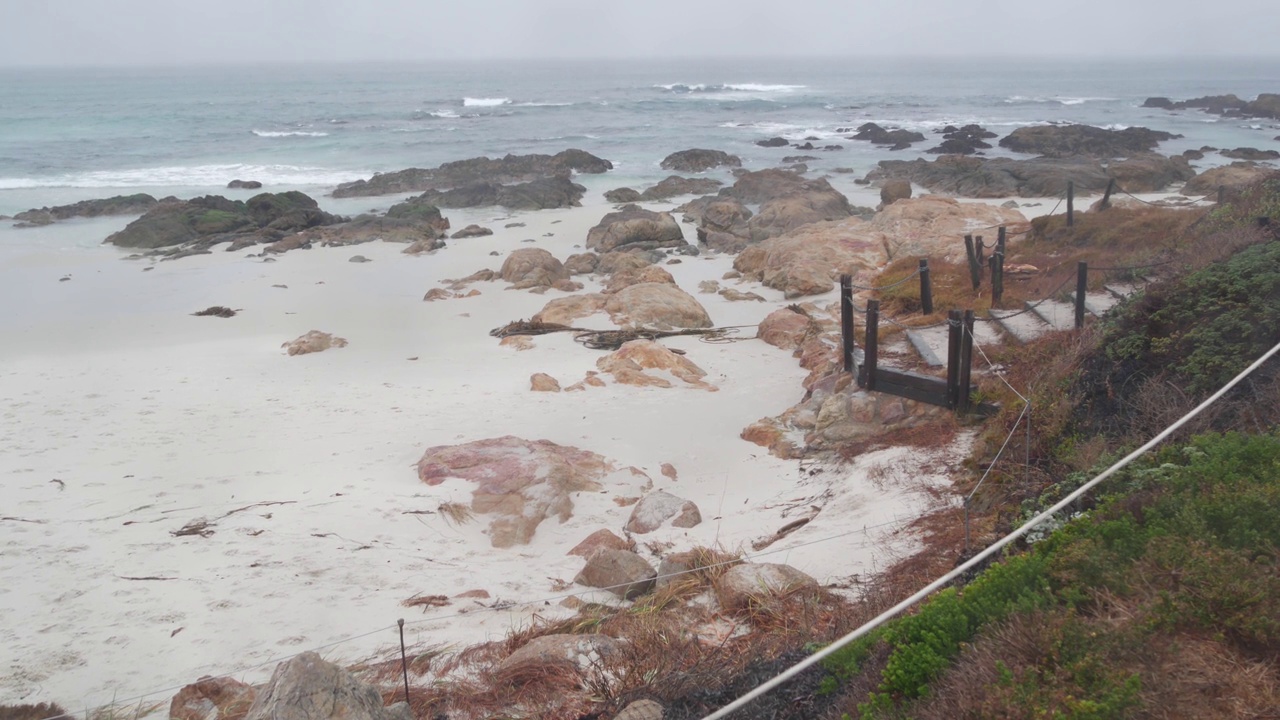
[2, 56, 1279, 220]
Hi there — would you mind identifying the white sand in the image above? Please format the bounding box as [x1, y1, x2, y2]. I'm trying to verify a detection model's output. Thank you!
[0, 195, 967, 711]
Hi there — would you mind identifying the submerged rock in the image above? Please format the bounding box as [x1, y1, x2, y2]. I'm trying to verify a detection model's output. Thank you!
[998, 124, 1180, 158]
[331, 150, 612, 197]
[659, 148, 742, 173]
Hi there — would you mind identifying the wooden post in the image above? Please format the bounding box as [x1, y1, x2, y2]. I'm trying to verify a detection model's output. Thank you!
[946, 310, 962, 409]
[1075, 261, 1088, 329]
[997, 225, 1007, 256]
[1218, 185, 1225, 205]
[975, 235, 986, 277]
[1067, 181, 1075, 227]
[840, 274, 854, 374]
[991, 252, 1004, 305]
[865, 300, 880, 391]
[919, 258, 933, 315]
[1100, 178, 1115, 209]
[958, 310, 975, 414]
[964, 234, 981, 290]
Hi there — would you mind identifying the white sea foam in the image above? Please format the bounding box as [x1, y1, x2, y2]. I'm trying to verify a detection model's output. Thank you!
[425, 109, 460, 118]
[251, 130, 330, 138]
[514, 101, 574, 107]
[1004, 95, 1114, 105]
[657, 83, 805, 93]
[0, 164, 370, 190]
[463, 97, 511, 107]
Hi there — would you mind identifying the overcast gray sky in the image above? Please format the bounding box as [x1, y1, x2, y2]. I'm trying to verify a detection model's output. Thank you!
[3, 0, 1277, 66]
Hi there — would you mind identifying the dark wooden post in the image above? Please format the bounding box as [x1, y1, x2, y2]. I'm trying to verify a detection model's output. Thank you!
[946, 310, 962, 409]
[964, 234, 981, 290]
[1099, 178, 1115, 209]
[1218, 185, 1225, 205]
[919, 258, 933, 315]
[991, 253, 1005, 305]
[1067, 181, 1075, 227]
[840, 274, 855, 373]
[997, 225, 1007, 256]
[975, 236, 986, 276]
[864, 300, 880, 391]
[1075, 261, 1088, 329]
[958, 310, 976, 414]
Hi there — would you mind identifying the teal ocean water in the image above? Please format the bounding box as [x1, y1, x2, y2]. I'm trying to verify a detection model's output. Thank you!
[2, 56, 1279, 218]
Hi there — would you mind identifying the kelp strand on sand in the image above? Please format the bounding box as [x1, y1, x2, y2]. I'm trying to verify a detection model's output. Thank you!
[488, 319, 747, 351]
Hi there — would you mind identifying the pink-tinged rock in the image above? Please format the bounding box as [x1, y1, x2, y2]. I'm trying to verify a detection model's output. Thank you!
[416, 437, 613, 547]
[567, 528, 631, 558]
[531, 373, 561, 392]
[596, 340, 715, 390]
[660, 463, 678, 480]
[423, 287, 452, 301]
[624, 490, 702, 534]
[531, 293, 608, 325]
[171, 676, 257, 720]
[603, 265, 676, 294]
[757, 308, 812, 351]
[714, 563, 818, 612]
[604, 283, 712, 330]
[596, 251, 654, 275]
[499, 335, 534, 351]
[281, 330, 348, 356]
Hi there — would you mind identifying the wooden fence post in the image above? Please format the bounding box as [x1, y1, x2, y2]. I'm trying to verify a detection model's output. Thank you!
[1100, 178, 1115, 209]
[947, 310, 963, 409]
[865, 300, 880, 391]
[964, 234, 981, 290]
[991, 252, 1005, 305]
[919, 258, 933, 315]
[958, 310, 975, 414]
[1075, 261, 1088, 329]
[997, 225, 1007, 256]
[975, 235, 986, 276]
[1218, 185, 1225, 205]
[840, 274, 855, 373]
[1067, 180, 1075, 227]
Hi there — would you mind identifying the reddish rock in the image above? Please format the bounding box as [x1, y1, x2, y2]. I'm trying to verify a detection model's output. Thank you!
[500, 248, 570, 289]
[171, 677, 256, 720]
[567, 529, 631, 558]
[416, 437, 613, 547]
[597, 340, 714, 390]
[757, 308, 812, 351]
[281, 331, 347, 356]
[530, 373, 561, 392]
[604, 283, 712, 329]
[603, 265, 676, 294]
[574, 548, 657, 599]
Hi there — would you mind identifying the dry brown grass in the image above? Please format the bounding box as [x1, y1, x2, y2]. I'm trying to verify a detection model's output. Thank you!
[0, 705, 70, 720]
[436, 501, 474, 526]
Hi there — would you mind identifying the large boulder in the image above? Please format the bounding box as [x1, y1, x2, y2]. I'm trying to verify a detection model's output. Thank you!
[451, 224, 493, 238]
[416, 437, 613, 547]
[660, 149, 742, 173]
[243, 652, 408, 720]
[639, 176, 723, 201]
[602, 265, 675, 294]
[746, 178, 853, 242]
[171, 677, 256, 720]
[14, 193, 157, 227]
[1220, 147, 1280, 161]
[384, 196, 453, 238]
[586, 206, 687, 253]
[714, 563, 818, 611]
[719, 168, 809, 203]
[757, 308, 813, 351]
[574, 548, 657, 599]
[604, 283, 712, 329]
[102, 192, 344, 252]
[596, 251, 655, 275]
[624, 490, 702, 533]
[605, 187, 642, 204]
[879, 179, 912, 208]
[696, 198, 754, 252]
[998, 124, 1179, 158]
[531, 293, 608, 325]
[733, 220, 880, 298]
[1182, 162, 1276, 196]
[332, 150, 612, 197]
[500, 248, 571, 289]
[245, 191, 338, 232]
[925, 124, 997, 155]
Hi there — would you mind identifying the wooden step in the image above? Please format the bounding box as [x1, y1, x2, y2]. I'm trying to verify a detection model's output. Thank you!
[1029, 298, 1078, 331]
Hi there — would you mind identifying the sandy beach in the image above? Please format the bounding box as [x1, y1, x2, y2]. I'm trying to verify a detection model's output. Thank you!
[0, 183, 978, 710]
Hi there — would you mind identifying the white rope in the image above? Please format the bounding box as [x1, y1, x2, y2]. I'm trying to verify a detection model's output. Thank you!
[700, 338, 1280, 719]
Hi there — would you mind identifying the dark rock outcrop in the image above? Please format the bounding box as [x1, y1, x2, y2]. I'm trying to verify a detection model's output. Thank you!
[15, 193, 158, 227]
[227, 179, 262, 189]
[105, 192, 342, 250]
[605, 187, 642, 203]
[868, 156, 1109, 198]
[848, 122, 925, 150]
[1182, 162, 1277, 196]
[1221, 147, 1280, 161]
[384, 196, 453, 236]
[406, 174, 586, 210]
[660, 149, 742, 173]
[450, 224, 493, 238]
[331, 150, 611, 198]
[756, 136, 789, 148]
[925, 124, 998, 155]
[998, 124, 1179, 158]
[638, 175, 723, 201]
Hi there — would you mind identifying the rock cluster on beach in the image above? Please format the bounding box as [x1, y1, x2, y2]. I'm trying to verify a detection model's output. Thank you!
[13, 193, 158, 227]
[1143, 92, 1280, 119]
[866, 153, 1195, 198]
[105, 191, 344, 252]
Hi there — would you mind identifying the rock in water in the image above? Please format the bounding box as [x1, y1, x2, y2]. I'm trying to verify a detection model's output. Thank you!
[659, 149, 742, 173]
[998, 124, 1179, 158]
[227, 179, 262, 189]
[331, 150, 612, 198]
[243, 652, 409, 720]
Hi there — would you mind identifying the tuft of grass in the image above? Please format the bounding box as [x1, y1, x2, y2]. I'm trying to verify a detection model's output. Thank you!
[436, 501, 474, 526]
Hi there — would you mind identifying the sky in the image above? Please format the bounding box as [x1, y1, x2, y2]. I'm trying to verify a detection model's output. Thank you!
[2, 0, 1278, 66]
